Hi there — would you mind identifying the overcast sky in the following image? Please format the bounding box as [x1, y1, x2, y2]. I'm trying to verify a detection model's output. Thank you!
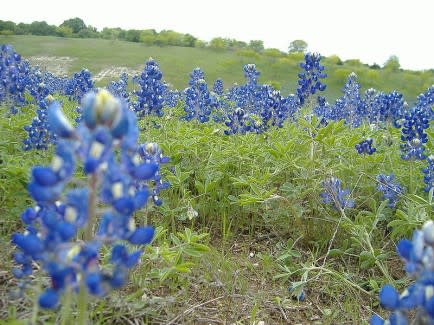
[1, 0, 433, 70]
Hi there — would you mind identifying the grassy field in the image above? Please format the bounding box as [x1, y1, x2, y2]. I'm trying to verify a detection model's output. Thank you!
[1, 96, 433, 323]
[0, 35, 433, 324]
[0, 35, 433, 101]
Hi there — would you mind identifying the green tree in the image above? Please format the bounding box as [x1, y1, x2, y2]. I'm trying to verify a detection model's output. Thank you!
[248, 40, 264, 53]
[209, 37, 226, 50]
[324, 54, 343, 66]
[15, 23, 30, 35]
[233, 40, 247, 49]
[139, 29, 157, 45]
[60, 17, 86, 34]
[78, 26, 99, 38]
[384, 55, 401, 71]
[195, 40, 207, 48]
[0, 20, 16, 33]
[182, 33, 197, 47]
[101, 27, 123, 40]
[56, 26, 73, 37]
[288, 39, 308, 53]
[59, 17, 86, 34]
[263, 48, 284, 58]
[28, 21, 56, 36]
[125, 29, 141, 42]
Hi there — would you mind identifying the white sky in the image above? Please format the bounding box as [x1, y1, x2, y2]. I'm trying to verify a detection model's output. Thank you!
[2, 0, 433, 70]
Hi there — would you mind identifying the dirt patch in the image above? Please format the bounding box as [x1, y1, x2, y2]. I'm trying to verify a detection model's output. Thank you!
[94, 66, 142, 81]
[28, 56, 75, 76]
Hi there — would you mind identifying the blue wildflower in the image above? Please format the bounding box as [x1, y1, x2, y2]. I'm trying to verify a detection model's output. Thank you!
[372, 220, 434, 323]
[400, 105, 430, 161]
[22, 96, 58, 150]
[355, 138, 376, 155]
[376, 174, 404, 208]
[11, 89, 162, 309]
[133, 58, 166, 117]
[64, 69, 94, 102]
[0, 44, 30, 112]
[296, 52, 327, 106]
[163, 87, 181, 108]
[320, 177, 354, 210]
[423, 155, 434, 193]
[107, 72, 129, 101]
[213, 78, 224, 96]
[183, 68, 217, 122]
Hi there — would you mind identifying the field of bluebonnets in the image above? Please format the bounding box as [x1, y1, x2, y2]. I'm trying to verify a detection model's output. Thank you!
[0, 42, 433, 325]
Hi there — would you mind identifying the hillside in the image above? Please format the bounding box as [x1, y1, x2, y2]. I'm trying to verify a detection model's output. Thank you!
[0, 35, 433, 101]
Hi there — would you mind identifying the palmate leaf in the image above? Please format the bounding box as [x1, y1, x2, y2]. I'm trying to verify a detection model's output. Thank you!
[315, 119, 346, 143]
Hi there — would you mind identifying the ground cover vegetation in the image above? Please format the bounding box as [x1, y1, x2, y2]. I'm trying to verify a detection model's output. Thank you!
[0, 39, 433, 324]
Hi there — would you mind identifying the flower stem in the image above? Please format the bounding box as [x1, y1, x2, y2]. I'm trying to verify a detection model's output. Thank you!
[78, 173, 97, 324]
[310, 137, 315, 160]
[77, 283, 88, 325]
[409, 161, 415, 195]
[31, 284, 40, 325]
[61, 289, 72, 325]
[85, 173, 97, 241]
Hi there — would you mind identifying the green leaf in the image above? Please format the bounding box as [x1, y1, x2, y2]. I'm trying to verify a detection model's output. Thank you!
[328, 248, 344, 257]
[183, 247, 202, 257]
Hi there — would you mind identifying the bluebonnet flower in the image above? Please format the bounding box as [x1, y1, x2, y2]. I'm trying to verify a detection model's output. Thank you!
[376, 174, 404, 208]
[243, 64, 260, 85]
[355, 138, 376, 155]
[213, 78, 224, 96]
[226, 64, 263, 114]
[133, 58, 166, 117]
[107, 72, 129, 101]
[224, 107, 253, 135]
[335, 73, 366, 127]
[422, 155, 434, 193]
[183, 68, 217, 122]
[371, 220, 434, 324]
[401, 138, 427, 161]
[65, 69, 94, 102]
[374, 91, 406, 127]
[364, 88, 381, 124]
[288, 284, 305, 301]
[163, 87, 181, 108]
[312, 96, 331, 126]
[12, 89, 162, 309]
[416, 85, 434, 121]
[262, 85, 293, 130]
[224, 64, 270, 133]
[296, 52, 327, 106]
[26, 69, 67, 104]
[224, 64, 298, 134]
[22, 96, 57, 150]
[320, 177, 354, 210]
[189, 67, 204, 86]
[0, 44, 31, 112]
[210, 79, 229, 123]
[26, 70, 50, 102]
[400, 105, 430, 161]
[137, 142, 170, 206]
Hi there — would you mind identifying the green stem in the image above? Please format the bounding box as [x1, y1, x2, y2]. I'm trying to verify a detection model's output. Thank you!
[61, 289, 72, 325]
[84, 173, 97, 241]
[310, 134, 315, 161]
[366, 234, 394, 284]
[78, 173, 98, 324]
[171, 213, 176, 234]
[31, 284, 40, 325]
[77, 283, 88, 325]
[409, 161, 415, 195]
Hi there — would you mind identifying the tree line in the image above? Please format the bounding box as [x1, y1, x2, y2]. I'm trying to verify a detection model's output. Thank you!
[0, 17, 270, 52]
[0, 17, 407, 71]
